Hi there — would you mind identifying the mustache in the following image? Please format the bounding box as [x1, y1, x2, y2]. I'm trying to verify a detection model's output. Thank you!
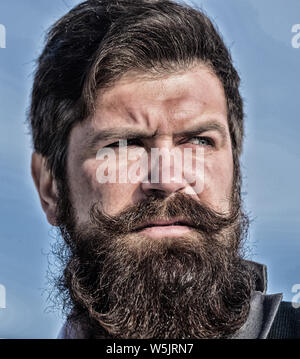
[87, 191, 241, 237]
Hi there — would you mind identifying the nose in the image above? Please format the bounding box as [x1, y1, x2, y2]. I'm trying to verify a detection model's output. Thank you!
[140, 146, 187, 198]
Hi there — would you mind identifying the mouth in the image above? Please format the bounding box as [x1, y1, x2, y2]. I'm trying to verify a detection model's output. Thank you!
[133, 219, 195, 237]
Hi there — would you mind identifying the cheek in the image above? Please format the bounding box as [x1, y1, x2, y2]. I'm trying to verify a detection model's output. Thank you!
[75, 159, 138, 217]
[200, 153, 234, 211]
[66, 159, 99, 222]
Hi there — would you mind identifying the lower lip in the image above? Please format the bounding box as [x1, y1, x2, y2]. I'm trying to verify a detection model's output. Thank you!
[138, 225, 193, 237]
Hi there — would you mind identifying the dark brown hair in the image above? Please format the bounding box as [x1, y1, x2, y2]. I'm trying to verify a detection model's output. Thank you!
[29, 0, 244, 185]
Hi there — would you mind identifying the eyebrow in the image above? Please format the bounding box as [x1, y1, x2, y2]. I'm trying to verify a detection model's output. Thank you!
[86, 120, 228, 149]
[176, 122, 227, 142]
[86, 128, 158, 150]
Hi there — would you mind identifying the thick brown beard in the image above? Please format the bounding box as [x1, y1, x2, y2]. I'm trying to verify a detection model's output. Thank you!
[55, 189, 255, 339]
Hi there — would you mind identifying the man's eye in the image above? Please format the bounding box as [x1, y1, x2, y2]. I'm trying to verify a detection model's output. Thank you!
[105, 139, 141, 148]
[188, 136, 215, 146]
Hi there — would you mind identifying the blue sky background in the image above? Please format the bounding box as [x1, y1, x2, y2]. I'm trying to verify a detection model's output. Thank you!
[0, 0, 299, 339]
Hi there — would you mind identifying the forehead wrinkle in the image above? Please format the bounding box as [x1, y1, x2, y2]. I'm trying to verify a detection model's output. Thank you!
[98, 90, 158, 130]
[93, 66, 227, 138]
[98, 75, 191, 123]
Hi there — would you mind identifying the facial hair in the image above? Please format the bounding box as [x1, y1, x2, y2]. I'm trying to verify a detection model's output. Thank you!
[54, 187, 255, 339]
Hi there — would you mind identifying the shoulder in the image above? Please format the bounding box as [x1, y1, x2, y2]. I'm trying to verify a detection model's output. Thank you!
[268, 301, 300, 339]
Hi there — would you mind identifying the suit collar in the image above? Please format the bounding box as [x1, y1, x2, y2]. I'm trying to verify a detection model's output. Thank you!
[233, 260, 283, 339]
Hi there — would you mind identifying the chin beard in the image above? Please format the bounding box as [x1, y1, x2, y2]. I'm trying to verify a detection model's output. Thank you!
[54, 189, 255, 339]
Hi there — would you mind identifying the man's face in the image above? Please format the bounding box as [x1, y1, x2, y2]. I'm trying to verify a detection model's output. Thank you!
[67, 65, 233, 226]
[47, 64, 253, 339]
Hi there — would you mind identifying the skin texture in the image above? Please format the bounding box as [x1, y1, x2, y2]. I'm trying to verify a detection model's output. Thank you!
[32, 64, 233, 231]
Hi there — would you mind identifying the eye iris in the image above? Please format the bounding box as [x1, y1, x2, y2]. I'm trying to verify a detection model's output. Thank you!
[194, 137, 209, 145]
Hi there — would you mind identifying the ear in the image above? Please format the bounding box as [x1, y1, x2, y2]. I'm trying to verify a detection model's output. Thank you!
[31, 152, 59, 226]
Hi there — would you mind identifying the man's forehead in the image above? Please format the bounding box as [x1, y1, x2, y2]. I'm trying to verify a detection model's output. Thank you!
[69, 66, 229, 147]
[97, 66, 225, 106]
[90, 66, 227, 130]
